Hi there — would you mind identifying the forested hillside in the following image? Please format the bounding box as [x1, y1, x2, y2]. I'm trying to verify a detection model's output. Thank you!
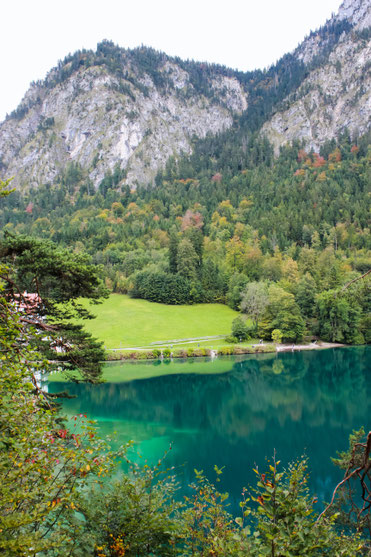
[0, 0, 370, 346]
[1, 129, 370, 344]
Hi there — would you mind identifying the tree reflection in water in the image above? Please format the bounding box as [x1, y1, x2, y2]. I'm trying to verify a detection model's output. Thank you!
[49, 347, 370, 511]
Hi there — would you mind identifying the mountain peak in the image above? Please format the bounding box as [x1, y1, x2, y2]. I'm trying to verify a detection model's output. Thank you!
[0, 47, 248, 190]
[0, 0, 370, 191]
[260, 0, 371, 154]
[336, 0, 371, 30]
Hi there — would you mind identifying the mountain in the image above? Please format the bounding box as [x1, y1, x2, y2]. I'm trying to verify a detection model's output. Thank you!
[0, 45, 248, 190]
[261, 0, 371, 153]
[0, 0, 370, 190]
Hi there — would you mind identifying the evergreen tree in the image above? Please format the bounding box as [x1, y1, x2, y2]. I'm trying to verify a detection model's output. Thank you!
[296, 272, 317, 318]
[168, 228, 179, 274]
[177, 238, 199, 281]
[0, 231, 108, 381]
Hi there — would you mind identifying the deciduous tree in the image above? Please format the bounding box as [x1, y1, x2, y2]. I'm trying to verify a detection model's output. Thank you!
[240, 281, 269, 332]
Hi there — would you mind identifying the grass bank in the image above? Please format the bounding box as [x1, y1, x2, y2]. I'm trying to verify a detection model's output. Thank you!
[81, 294, 241, 349]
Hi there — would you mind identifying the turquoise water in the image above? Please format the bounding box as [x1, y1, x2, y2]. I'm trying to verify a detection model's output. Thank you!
[49, 346, 371, 510]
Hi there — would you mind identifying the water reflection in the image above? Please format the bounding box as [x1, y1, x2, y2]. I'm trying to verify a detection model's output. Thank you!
[49, 347, 370, 509]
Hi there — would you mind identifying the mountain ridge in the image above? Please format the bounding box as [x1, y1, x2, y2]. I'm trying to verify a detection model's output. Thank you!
[262, 0, 371, 153]
[0, 0, 370, 190]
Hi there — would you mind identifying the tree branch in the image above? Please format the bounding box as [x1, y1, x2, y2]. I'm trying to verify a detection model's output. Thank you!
[341, 269, 371, 292]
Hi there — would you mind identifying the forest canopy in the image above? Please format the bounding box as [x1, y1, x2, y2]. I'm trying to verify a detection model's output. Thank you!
[1, 131, 370, 345]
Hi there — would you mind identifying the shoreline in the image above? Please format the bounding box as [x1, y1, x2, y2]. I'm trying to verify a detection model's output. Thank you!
[275, 341, 345, 352]
[47, 342, 355, 383]
[105, 340, 346, 361]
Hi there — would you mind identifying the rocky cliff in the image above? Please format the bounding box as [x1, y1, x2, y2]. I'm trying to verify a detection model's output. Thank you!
[0, 47, 247, 190]
[0, 0, 370, 190]
[261, 0, 371, 153]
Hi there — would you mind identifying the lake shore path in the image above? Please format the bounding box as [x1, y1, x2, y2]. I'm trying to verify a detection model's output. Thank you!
[107, 335, 225, 350]
[106, 338, 344, 352]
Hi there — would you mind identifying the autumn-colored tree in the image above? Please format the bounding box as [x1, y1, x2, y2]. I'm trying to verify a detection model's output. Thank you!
[180, 209, 203, 231]
[225, 236, 245, 272]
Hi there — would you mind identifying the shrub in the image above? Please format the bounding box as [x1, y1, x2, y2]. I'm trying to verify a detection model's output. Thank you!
[174, 349, 188, 358]
[219, 346, 233, 355]
[225, 335, 238, 343]
[136, 351, 149, 359]
[192, 349, 208, 357]
[231, 316, 250, 341]
[271, 329, 283, 344]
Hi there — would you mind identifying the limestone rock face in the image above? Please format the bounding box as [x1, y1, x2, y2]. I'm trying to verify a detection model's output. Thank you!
[261, 0, 371, 153]
[336, 0, 371, 30]
[0, 54, 248, 190]
[1, 0, 370, 189]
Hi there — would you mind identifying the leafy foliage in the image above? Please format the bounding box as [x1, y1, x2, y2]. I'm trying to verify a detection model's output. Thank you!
[0, 229, 108, 381]
[330, 428, 371, 547]
[259, 284, 306, 342]
[1, 270, 369, 554]
[0, 266, 122, 555]
[231, 316, 250, 341]
[76, 458, 182, 556]
[240, 281, 269, 332]
[248, 457, 362, 556]
[132, 270, 192, 305]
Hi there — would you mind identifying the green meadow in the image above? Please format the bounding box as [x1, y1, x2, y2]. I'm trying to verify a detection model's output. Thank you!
[81, 294, 241, 349]
[46, 295, 263, 382]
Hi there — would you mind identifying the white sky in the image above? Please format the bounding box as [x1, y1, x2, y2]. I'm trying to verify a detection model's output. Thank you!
[1, 0, 343, 122]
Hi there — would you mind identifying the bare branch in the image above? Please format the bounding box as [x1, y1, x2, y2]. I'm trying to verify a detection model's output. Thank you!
[341, 269, 371, 292]
[316, 431, 371, 525]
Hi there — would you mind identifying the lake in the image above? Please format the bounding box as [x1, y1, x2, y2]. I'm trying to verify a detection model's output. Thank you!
[48, 346, 371, 511]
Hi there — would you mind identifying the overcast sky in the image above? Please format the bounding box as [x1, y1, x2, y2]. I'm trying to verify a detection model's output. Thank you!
[1, 0, 343, 122]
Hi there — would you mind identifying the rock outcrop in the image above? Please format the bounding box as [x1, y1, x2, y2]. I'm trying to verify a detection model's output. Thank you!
[261, 0, 371, 153]
[0, 50, 247, 190]
[0, 0, 370, 190]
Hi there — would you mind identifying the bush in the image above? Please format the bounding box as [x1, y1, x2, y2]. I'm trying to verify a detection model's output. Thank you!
[271, 329, 283, 344]
[231, 316, 250, 341]
[219, 346, 233, 355]
[225, 335, 239, 343]
[136, 351, 149, 359]
[192, 348, 208, 357]
[174, 349, 188, 358]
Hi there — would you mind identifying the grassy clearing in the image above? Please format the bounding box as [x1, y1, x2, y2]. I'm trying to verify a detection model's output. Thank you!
[81, 294, 241, 349]
[46, 295, 269, 383]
